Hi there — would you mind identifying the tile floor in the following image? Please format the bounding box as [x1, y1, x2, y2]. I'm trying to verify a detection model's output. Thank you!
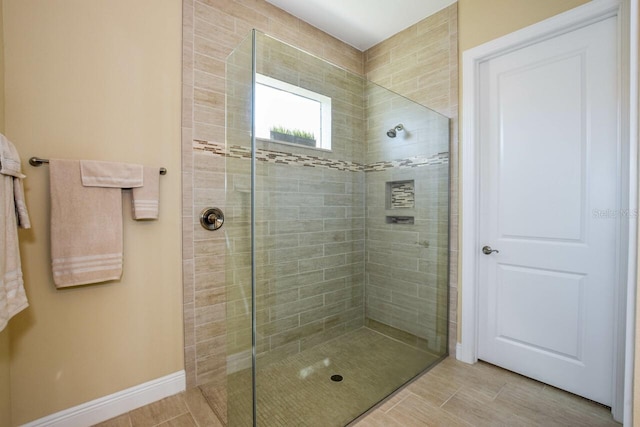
[96, 346, 621, 427]
[93, 387, 222, 427]
[353, 358, 620, 427]
[224, 328, 440, 426]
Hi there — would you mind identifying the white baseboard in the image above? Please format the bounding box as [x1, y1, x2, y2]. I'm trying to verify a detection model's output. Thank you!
[20, 371, 186, 427]
[456, 343, 469, 363]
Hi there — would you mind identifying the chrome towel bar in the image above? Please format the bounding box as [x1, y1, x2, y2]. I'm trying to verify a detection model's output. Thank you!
[28, 157, 167, 175]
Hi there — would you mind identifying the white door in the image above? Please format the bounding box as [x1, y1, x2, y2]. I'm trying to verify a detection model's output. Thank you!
[478, 16, 618, 406]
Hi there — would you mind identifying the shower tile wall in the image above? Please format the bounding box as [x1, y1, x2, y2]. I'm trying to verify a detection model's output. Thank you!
[182, 0, 364, 388]
[364, 4, 459, 354]
[364, 83, 449, 354]
[227, 162, 366, 369]
[182, 0, 459, 390]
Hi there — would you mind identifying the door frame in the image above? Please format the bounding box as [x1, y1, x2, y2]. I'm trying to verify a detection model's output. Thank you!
[459, 0, 638, 423]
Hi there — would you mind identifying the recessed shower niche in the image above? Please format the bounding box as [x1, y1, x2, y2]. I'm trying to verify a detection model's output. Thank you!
[387, 179, 415, 209]
[386, 179, 415, 224]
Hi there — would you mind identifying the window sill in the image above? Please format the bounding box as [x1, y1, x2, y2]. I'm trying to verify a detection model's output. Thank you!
[256, 137, 332, 153]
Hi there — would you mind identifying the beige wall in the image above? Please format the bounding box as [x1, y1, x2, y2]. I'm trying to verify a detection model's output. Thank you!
[3, 0, 183, 424]
[0, 0, 3, 132]
[0, 1, 12, 425]
[458, 0, 590, 52]
[0, 329, 9, 427]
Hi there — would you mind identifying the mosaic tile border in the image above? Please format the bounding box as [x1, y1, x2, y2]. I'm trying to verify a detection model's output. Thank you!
[365, 153, 449, 172]
[193, 140, 449, 172]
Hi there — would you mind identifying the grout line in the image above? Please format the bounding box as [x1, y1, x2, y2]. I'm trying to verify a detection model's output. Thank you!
[182, 395, 200, 427]
[198, 386, 226, 425]
[493, 383, 507, 402]
[152, 410, 191, 427]
[438, 389, 476, 427]
[364, 326, 434, 355]
[383, 392, 411, 414]
[439, 385, 463, 408]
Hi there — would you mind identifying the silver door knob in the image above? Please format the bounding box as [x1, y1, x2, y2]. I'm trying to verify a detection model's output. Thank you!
[482, 245, 499, 255]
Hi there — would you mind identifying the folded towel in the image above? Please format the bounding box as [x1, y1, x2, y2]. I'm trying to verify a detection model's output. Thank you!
[13, 178, 31, 229]
[50, 159, 123, 288]
[0, 176, 29, 331]
[0, 135, 30, 331]
[0, 134, 31, 228]
[0, 134, 25, 179]
[131, 166, 160, 220]
[80, 160, 143, 188]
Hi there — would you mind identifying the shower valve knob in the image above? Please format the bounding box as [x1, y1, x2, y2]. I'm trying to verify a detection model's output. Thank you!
[200, 207, 224, 231]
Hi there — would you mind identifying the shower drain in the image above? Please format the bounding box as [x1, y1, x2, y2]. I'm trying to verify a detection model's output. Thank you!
[330, 374, 343, 382]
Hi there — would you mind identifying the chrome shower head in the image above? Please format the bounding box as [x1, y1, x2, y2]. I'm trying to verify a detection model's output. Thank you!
[386, 124, 404, 138]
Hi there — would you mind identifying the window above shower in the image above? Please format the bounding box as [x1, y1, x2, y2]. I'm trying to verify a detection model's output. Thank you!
[255, 73, 332, 150]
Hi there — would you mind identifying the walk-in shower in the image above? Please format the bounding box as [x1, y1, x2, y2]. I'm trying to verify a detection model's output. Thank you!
[223, 30, 450, 426]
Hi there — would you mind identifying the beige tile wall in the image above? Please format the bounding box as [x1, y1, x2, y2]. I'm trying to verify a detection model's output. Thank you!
[183, 0, 459, 389]
[364, 3, 459, 355]
[182, 0, 364, 389]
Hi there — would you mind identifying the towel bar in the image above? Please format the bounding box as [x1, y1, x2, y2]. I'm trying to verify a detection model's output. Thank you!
[28, 157, 167, 175]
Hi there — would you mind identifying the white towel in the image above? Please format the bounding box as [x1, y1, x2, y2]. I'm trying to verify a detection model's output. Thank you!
[0, 134, 26, 179]
[50, 160, 123, 287]
[131, 166, 160, 220]
[80, 160, 143, 188]
[13, 178, 31, 229]
[0, 135, 30, 331]
[0, 134, 30, 228]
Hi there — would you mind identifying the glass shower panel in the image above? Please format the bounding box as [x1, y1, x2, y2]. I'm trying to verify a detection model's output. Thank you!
[225, 32, 255, 427]
[364, 82, 450, 356]
[252, 31, 367, 425]
[224, 30, 449, 426]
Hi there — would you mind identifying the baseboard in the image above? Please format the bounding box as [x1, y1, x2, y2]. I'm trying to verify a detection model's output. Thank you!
[227, 350, 251, 374]
[20, 371, 186, 427]
[456, 343, 467, 362]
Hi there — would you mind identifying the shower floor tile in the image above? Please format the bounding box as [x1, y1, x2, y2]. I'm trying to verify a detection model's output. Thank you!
[226, 327, 441, 426]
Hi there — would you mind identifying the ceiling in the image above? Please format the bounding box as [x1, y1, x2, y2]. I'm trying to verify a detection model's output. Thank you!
[264, 0, 456, 51]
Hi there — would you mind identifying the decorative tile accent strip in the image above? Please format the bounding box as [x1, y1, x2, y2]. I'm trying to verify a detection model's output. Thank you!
[193, 140, 449, 172]
[365, 152, 450, 172]
[194, 140, 363, 172]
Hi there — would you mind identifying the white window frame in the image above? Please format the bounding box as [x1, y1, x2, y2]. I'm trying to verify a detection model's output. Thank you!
[256, 73, 332, 150]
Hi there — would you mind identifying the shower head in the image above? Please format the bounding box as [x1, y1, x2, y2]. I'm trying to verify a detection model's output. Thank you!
[386, 124, 404, 138]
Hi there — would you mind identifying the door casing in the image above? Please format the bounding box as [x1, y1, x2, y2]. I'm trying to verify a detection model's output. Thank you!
[459, 0, 638, 423]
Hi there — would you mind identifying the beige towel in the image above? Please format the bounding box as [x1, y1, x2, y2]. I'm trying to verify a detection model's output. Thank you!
[0, 135, 30, 331]
[131, 166, 160, 220]
[50, 160, 123, 288]
[80, 160, 143, 188]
